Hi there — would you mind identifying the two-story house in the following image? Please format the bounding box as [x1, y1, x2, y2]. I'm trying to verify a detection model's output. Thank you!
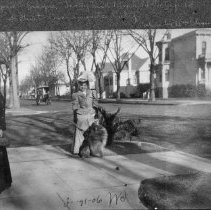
[156, 29, 211, 98]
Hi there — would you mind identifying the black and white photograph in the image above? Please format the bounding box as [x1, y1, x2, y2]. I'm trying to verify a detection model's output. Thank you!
[0, 1, 211, 210]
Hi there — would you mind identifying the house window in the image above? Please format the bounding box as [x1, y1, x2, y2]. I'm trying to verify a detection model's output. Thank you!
[124, 61, 129, 69]
[159, 47, 162, 62]
[165, 69, 169, 81]
[170, 48, 174, 61]
[104, 77, 109, 86]
[133, 75, 137, 84]
[159, 73, 162, 83]
[202, 41, 206, 56]
[201, 69, 205, 80]
[126, 78, 130, 85]
[122, 60, 129, 70]
[136, 71, 140, 84]
[165, 47, 170, 61]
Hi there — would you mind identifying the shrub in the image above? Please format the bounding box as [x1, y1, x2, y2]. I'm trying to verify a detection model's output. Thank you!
[206, 90, 211, 97]
[130, 83, 151, 98]
[168, 84, 197, 98]
[137, 83, 151, 95]
[112, 91, 128, 99]
[155, 87, 162, 98]
[196, 84, 206, 97]
[130, 92, 142, 98]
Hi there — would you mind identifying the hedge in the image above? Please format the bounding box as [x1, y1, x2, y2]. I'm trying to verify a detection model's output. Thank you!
[168, 84, 206, 97]
[112, 91, 128, 98]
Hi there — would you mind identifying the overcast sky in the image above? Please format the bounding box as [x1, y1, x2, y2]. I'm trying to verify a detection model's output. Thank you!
[18, 28, 197, 82]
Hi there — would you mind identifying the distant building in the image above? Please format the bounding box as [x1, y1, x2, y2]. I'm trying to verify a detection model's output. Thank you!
[156, 29, 211, 98]
[50, 82, 70, 97]
[33, 81, 70, 98]
[99, 54, 150, 98]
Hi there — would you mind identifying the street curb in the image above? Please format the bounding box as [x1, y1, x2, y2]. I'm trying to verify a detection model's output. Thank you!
[22, 98, 211, 105]
[21, 98, 179, 105]
[98, 99, 179, 106]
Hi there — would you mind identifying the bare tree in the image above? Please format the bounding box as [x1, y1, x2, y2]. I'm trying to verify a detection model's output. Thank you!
[107, 30, 140, 100]
[10, 32, 29, 91]
[128, 29, 160, 101]
[49, 31, 92, 93]
[30, 65, 43, 89]
[48, 32, 75, 97]
[19, 75, 34, 96]
[0, 64, 9, 105]
[0, 31, 29, 109]
[65, 31, 92, 89]
[89, 30, 102, 72]
[0, 33, 12, 106]
[89, 30, 113, 98]
[29, 46, 64, 93]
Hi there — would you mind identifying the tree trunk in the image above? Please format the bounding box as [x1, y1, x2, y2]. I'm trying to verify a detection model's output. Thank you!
[116, 73, 121, 100]
[81, 59, 87, 71]
[149, 63, 156, 102]
[8, 74, 13, 108]
[0, 72, 1, 93]
[74, 62, 80, 92]
[69, 80, 74, 98]
[3, 79, 7, 106]
[10, 55, 20, 109]
[65, 59, 73, 99]
[15, 55, 19, 93]
[98, 77, 102, 99]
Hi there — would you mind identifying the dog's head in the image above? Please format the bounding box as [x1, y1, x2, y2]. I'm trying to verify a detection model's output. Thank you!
[83, 122, 97, 139]
[83, 121, 105, 139]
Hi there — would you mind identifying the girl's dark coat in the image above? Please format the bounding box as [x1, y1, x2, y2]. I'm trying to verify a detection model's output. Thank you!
[0, 92, 12, 193]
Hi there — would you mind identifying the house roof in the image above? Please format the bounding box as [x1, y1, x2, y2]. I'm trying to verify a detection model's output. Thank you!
[171, 29, 211, 42]
[171, 30, 196, 42]
[102, 54, 149, 73]
[102, 62, 115, 74]
[131, 54, 148, 70]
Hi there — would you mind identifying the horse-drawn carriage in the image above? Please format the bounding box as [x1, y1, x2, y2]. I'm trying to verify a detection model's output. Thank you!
[36, 86, 51, 105]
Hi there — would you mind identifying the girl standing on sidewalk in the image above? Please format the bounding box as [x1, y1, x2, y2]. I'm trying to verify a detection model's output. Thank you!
[0, 92, 12, 193]
[71, 71, 97, 155]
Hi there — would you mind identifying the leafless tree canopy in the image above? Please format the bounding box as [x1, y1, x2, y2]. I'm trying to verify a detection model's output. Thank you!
[29, 46, 64, 89]
[0, 31, 29, 108]
[106, 30, 141, 100]
[128, 29, 165, 101]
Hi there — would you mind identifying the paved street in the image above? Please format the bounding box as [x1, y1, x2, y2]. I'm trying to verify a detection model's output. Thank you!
[6, 99, 211, 159]
[18, 99, 211, 119]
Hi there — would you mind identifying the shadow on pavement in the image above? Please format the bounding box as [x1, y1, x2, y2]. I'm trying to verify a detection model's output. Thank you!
[6, 113, 75, 148]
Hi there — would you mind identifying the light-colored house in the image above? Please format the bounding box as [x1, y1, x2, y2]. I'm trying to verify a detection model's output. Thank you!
[156, 29, 211, 98]
[50, 82, 70, 97]
[100, 54, 150, 98]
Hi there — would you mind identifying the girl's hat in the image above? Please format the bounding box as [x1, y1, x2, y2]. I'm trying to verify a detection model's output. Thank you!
[77, 71, 95, 83]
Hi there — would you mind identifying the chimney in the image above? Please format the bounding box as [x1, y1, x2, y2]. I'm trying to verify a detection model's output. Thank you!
[166, 29, 171, 40]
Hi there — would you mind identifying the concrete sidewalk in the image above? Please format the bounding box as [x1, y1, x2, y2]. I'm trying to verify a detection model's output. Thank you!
[6, 108, 59, 116]
[1, 145, 211, 210]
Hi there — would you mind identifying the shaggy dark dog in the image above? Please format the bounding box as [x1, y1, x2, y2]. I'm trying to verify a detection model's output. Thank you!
[79, 122, 108, 158]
